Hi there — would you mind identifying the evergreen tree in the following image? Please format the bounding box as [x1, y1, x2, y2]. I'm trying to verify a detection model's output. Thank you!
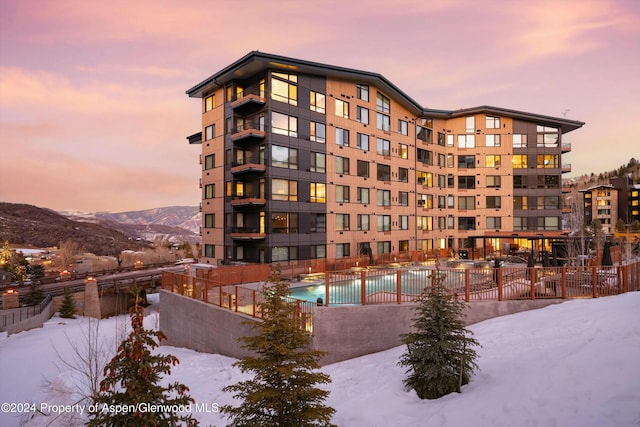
[87, 298, 198, 427]
[399, 275, 480, 400]
[58, 287, 76, 319]
[221, 269, 336, 427]
[615, 218, 626, 233]
[23, 280, 44, 306]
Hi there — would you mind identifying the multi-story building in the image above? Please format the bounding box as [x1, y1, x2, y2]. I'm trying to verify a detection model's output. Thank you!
[186, 51, 584, 265]
[579, 184, 620, 234]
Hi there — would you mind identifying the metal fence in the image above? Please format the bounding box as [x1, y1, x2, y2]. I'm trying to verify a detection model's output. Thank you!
[0, 294, 53, 332]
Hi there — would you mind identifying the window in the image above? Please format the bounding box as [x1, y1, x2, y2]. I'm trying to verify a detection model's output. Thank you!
[271, 73, 297, 105]
[377, 138, 390, 156]
[485, 134, 501, 147]
[514, 217, 527, 231]
[486, 196, 501, 208]
[536, 125, 558, 147]
[458, 155, 476, 169]
[377, 241, 391, 254]
[486, 155, 501, 168]
[398, 119, 408, 135]
[310, 213, 326, 232]
[357, 106, 369, 124]
[272, 212, 298, 233]
[335, 99, 349, 118]
[376, 112, 390, 131]
[465, 116, 475, 133]
[458, 196, 476, 210]
[457, 134, 475, 148]
[272, 112, 298, 137]
[311, 244, 326, 259]
[357, 133, 369, 151]
[514, 196, 528, 210]
[417, 216, 433, 231]
[447, 215, 455, 229]
[357, 160, 369, 178]
[205, 124, 215, 141]
[272, 179, 297, 201]
[377, 189, 391, 207]
[437, 132, 445, 146]
[272, 145, 298, 169]
[538, 216, 559, 230]
[357, 214, 370, 231]
[272, 246, 298, 262]
[204, 184, 215, 199]
[357, 84, 369, 101]
[417, 194, 433, 209]
[377, 215, 391, 232]
[446, 134, 454, 147]
[447, 153, 454, 168]
[398, 143, 408, 159]
[376, 92, 390, 113]
[512, 134, 527, 148]
[377, 164, 391, 181]
[512, 155, 528, 169]
[336, 156, 350, 175]
[399, 215, 409, 230]
[438, 153, 446, 167]
[487, 217, 501, 229]
[204, 94, 215, 112]
[336, 213, 350, 231]
[310, 152, 326, 173]
[204, 154, 214, 170]
[417, 171, 432, 186]
[487, 175, 501, 188]
[398, 167, 408, 183]
[537, 154, 559, 168]
[458, 176, 475, 189]
[486, 116, 500, 129]
[310, 91, 325, 113]
[310, 121, 326, 143]
[336, 127, 349, 146]
[336, 185, 350, 203]
[538, 196, 559, 210]
[417, 125, 433, 143]
[438, 174, 446, 188]
[204, 244, 214, 258]
[447, 174, 455, 188]
[399, 191, 408, 206]
[417, 148, 433, 165]
[336, 243, 350, 259]
[538, 175, 560, 189]
[310, 183, 326, 203]
[514, 175, 526, 189]
[357, 187, 370, 204]
[204, 213, 215, 228]
[458, 217, 476, 230]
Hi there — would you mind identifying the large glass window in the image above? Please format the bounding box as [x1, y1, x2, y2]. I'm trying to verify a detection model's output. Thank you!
[377, 164, 391, 181]
[336, 156, 350, 175]
[417, 216, 433, 231]
[272, 112, 297, 137]
[417, 148, 433, 165]
[335, 99, 349, 118]
[271, 73, 297, 105]
[536, 125, 558, 147]
[310, 121, 325, 143]
[376, 92, 390, 113]
[357, 214, 369, 231]
[377, 215, 391, 232]
[538, 175, 560, 189]
[336, 185, 350, 203]
[336, 213, 350, 231]
[512, 134, 527, 148]
[458, 176, 475, 189]
[357, 133, 369, 151]
[537, 154, 559, 168]
[357, 84, 369, 101]
[272, 179, 297, 201]
[272, 145, 298, 169]
[458, 217, 476, 230]
[417, 193, 433, 209]
[458, 155, 476, 169]
[458, 196, 476, 210]
[512, 155, 528, 169]
[377, 138, 390, 156]
[376, 112, 390, 131]
[458, 134, 475, 148]
[486, 116, 500, 129]
[272, 212, 298, 233]
[377, 189, 391, 207]
[272, 246, 297, 262]
[310, 152, 326, 173]
[310, 213, 326, 232]
[336, 127, 349, 146]
[311, 245, 326, 259]
[417, 171, 433, 186]
[310, 183, 326, 203]
[357, 160, 369, 177]
[310, 91, 325, 113]
[357, 187, 370, 204]
[357, 106, 369, 124]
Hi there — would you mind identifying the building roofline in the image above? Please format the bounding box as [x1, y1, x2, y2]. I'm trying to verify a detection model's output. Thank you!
[187, 51, 585, 133]
[578, 184, 617, 192]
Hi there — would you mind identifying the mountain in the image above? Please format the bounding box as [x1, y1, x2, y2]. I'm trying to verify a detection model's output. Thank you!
[0, 202, 150, 255]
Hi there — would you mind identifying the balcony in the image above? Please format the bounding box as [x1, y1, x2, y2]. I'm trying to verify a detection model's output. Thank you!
[562, 205, 572, 214]
[231, 123, 266, 145]
[562, 163, 572, 173]
[230, 195, 267, 208]
[230, 227, 266, 240]
[562, 186, 572, 193]
[561, 143, 572, 153]
[230, 91, 266, 114]
[231, 157, 267, 175]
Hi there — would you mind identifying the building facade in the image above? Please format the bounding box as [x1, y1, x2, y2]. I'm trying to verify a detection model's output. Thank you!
[186, 52, 584, 265]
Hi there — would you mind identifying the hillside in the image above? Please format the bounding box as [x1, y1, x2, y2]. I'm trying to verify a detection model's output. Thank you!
[0, 203, 149, 255]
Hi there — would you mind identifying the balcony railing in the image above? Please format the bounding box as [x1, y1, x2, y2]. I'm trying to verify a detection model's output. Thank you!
[230, 90, 266, 114]
[230, 157, 267, 175]
[561, 143, 572, 153]
[231, 122, 266, 144]
[562, 163, 572, 173]
[230, 195, 267, 207]
[230, 227, 266, 240]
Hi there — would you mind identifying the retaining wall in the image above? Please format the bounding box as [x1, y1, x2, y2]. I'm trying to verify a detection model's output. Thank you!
[159, 289, 561, 365]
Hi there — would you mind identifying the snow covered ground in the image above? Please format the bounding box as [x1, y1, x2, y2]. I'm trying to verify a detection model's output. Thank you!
[1, 292, 639, 426]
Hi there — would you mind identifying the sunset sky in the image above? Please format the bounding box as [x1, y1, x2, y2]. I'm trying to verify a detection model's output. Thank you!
[1, 0, 639, 213]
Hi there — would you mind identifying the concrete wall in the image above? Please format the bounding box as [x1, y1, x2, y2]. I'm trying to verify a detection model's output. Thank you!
[4, 299, 54, 335]
[159, 289, 562, 365]
[159, 290, 258, 357]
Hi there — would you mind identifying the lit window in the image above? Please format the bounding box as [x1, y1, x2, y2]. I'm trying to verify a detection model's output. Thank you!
[512, 155, 528, 169]
[271, 73, 297, 105]
[204, 94, 215, 112]
[272, 179, 297, 201]
[310, 121, 325, 143]
[310, 183, 326, 203]
[335, 99, 349, 118]
[486, 155, 501, 168]
[310, 91, 326, 114]
[272, 112, 297, 137]
[486, 116, 500, 129]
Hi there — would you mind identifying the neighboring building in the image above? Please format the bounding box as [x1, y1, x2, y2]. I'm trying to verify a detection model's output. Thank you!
[579, 184, 620, 234]
[186, 51, 584, 265]
[611, 176, 640, 224]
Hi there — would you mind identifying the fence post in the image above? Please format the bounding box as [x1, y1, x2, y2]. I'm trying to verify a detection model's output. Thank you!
[234, 286, 239, 312]
[465, 269, 470, 302]
[592, 266, 598, 298]
[622, 265, 628, 293]
[361, 270, 367, 306]
[325, 272, 330, 307]
[497, 268, 502, 301]
[561, 266, 567, 299]
[396, 270, 402, 304]
[530, 268, 535, 300]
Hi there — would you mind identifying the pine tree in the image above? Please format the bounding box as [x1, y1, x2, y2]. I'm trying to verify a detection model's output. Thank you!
[58, 287, 76, 319]
[87, 298, 198, 427]
[398, 274, 480, 400]
[221, 269, 336, 427]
